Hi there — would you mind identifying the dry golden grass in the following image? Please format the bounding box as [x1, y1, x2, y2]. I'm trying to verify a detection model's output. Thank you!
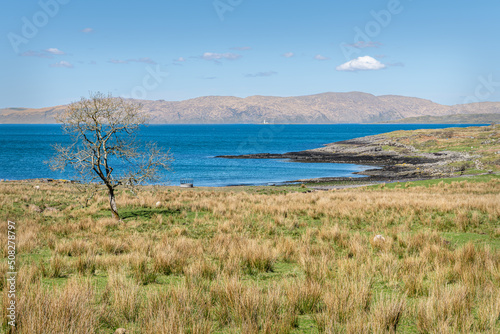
[3, 277, 98, 334]
[0, 178, 499, 333]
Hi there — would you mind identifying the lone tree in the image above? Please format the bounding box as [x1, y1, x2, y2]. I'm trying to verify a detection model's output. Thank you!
[50, 92, 172, 220]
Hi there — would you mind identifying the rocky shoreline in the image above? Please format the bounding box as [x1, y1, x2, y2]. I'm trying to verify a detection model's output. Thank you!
[217, 134, 479, 184]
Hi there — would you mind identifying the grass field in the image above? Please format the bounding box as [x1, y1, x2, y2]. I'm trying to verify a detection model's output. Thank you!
[1, 175, 499, 333]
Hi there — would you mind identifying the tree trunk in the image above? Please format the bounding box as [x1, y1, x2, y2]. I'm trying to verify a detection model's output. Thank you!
[107, 186, 120, 220]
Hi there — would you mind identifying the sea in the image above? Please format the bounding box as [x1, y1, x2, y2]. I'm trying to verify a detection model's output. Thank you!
[0, 124, 484, 187]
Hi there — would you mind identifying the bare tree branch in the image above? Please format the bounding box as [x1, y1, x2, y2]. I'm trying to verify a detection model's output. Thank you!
[50, 92, 173, 219]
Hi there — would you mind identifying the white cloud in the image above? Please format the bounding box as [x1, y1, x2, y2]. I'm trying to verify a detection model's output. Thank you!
[245, 71, 278, 78]
[201, 52, 242, 61]
[282, 52, 294, 58]
[336, 56, 386, 71]
[81, 28, 94, 33]
[21, 50, 52, 58]
[49, 61, 74, 68]
[314, 54, 330, 61]
[108, 57, 157, 65]
[128, 57, 157, 64]
[22, 48, 66, 57]
[45, 48, 65, 55]
[109, 59, 128, 64]
[175, 57, 186, 62]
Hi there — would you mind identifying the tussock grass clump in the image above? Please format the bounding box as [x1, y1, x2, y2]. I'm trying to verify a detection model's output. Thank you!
[286, 280, 323, 314]
[15, 221, 41, 254]
[102, 270, 141, 323]
[5, 277, 98, 333]
[128, 254, 157, 285]
[56, 239, 93, 257]
[139, 284, 213, 334]
[100, 236, 130, 255]
[0, 262, 7, 291]
[17, 262, 42, 290]
[209, 277, 298, 333]
[475, 285, 500, 332]
[152, 248, 186, 275]
[184, 257, 218, 281]
[320, 274, 372, 324]
[40, 255, 65, 278]
[151, 236, 203, 275]
[416, 284, 474, 333]
[240, 239, 276, 274]
[75, 254, 97, 276]
[370, 294, 405, 333]
[399, 256, 428, 297]
[299, 254, 333, 282]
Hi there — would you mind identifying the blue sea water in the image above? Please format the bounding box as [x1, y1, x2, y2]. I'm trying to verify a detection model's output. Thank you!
[0, 124, 483, 186]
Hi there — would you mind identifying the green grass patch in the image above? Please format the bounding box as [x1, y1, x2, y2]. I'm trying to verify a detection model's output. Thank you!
[442, 232, 500, 249]
[371, 173, 500, 189]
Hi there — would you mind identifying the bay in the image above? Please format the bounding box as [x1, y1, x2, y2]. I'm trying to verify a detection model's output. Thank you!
[0, 124, 482, 186]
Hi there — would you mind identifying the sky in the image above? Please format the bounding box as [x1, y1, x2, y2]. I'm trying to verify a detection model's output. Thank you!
[1, 0, 500, 108]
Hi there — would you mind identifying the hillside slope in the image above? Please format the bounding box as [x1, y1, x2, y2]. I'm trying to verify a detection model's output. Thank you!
[385, 113, 500, 124]
[1, 92, 499, 124]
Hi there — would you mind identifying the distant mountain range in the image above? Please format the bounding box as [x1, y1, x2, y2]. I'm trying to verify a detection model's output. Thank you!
[1, 92, 499, 124]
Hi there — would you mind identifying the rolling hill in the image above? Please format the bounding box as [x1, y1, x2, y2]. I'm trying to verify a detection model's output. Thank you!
[1, 92, 499, 124]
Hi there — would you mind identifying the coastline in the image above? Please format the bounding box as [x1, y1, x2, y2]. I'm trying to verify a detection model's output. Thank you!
[217, 128, 495, 186]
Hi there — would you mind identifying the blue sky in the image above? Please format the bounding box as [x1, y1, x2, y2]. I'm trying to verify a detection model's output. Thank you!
[1, 0, 499, 108]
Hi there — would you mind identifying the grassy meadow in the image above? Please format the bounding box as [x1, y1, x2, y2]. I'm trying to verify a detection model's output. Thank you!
[1, 174, 500, 333]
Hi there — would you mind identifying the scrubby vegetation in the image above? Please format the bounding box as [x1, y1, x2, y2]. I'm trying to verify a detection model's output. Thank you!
[1, 176, 500, 333]
[383, 124, 500, 175]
